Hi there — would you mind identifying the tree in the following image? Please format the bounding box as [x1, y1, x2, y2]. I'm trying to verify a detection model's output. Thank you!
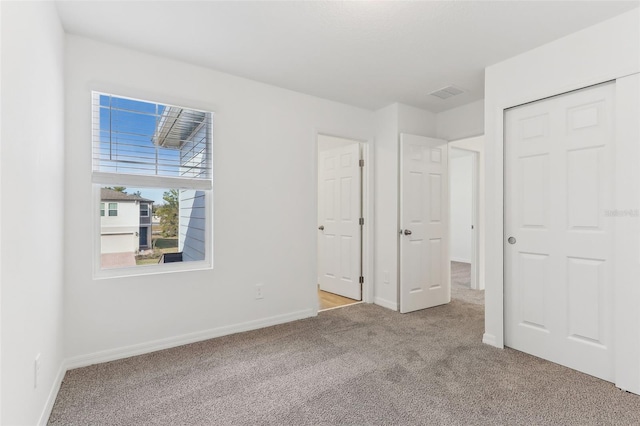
[155, 189, 179, 237]
[105, 186, 127, 193]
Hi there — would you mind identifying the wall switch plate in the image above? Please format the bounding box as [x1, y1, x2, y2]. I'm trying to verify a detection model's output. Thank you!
[255, 283, 264, 299]
[383, 271, 390, 284]
[34, 353, 41, 389]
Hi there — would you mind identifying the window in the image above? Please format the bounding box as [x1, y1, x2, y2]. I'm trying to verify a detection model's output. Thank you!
[93, 92, 213, 276]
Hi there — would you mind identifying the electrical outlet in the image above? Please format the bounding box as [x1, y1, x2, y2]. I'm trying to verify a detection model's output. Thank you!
[383, 271, 390, 284]
[34, 354, 41, 389]
[255, 283, 264, 300]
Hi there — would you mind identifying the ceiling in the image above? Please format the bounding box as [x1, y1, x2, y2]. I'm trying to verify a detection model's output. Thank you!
[55, 1, 639, 113]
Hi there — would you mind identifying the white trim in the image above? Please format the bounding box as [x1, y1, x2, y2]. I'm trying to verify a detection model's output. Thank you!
[140, 203, 150, 217]
[92, 185, 214, 280]
[482, 333, 498, 347]
[374, 296, 397, 311]
[314, 130, 375, 310]
[92, 172, 213, 191]
[65, 308, 315, 370]
[612, 73, 640, 394]
[319, 301, 364, 313]
[469, 151, 480, 290]
[37, 362, 66, 426]
[361, 142, 375, 304]
[107, 202, 118, 216]
[92, 89, 213, 116]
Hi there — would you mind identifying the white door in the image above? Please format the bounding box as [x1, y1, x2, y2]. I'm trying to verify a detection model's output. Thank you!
[399, 134, 450, 313]
[318, 143, 362, 300]
[505, 82, 615, 381]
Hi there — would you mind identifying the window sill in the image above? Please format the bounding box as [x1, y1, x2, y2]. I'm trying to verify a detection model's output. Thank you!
[93, 259, 213, 280]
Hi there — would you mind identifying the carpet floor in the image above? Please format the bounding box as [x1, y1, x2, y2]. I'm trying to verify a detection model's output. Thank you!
[450, 261, 483, 305]
[49, 299, 639, 425]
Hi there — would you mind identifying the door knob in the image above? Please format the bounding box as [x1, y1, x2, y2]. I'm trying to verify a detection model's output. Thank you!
[318, 225, 325, 231]
[403, 229, 412, 235]
[508, 236, 516, 244]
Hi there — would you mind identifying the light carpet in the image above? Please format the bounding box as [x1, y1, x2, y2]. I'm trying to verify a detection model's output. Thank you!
[450, 261, 483, 305]
[49, 298, 638, 425]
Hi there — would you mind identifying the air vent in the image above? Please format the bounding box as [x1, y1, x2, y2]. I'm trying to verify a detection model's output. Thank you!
[429, 85, 465, 100]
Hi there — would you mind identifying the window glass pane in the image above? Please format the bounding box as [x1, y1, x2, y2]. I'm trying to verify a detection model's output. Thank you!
[99, 187, 206, 269]
[94, 94, 212, 180]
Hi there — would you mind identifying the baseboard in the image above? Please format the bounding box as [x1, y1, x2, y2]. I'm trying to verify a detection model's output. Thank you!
[65, 308, 315, 370]
[38, 362, 67, 426]
[451, 257, 471, 264]
[482, 333, 500, 348]
[374, 297, 397, 311]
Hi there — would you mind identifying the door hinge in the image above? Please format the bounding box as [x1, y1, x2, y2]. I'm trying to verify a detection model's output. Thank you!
[359, 276, 364, 284]
[359, 217, 364, 226]
[359, 159, 365, 167]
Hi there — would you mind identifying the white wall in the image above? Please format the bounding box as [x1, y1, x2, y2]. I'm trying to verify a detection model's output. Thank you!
[373, 103, 437, 310]
[0, 2, 66, 424]
[64, 35, 374, 364]
[101, 201, 140, 230]
[436, 99, 484, 141]
[318, 134, 359, 152]
[373, 104, 399, 310]
[0, 4, 3, 422]
[484, 8, 639, 391]
[449, 152, 473, 263]
[398, 103, 437, 136]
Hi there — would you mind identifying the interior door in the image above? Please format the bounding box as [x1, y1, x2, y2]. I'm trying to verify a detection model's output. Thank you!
[505, 82, 615, 381]
[399, 134, 450, 313]
[318, 143, 362, 300]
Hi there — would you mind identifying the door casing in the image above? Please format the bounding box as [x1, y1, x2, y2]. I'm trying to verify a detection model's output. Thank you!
[448, 147, 480, 290]
[314, 131, 374, 310]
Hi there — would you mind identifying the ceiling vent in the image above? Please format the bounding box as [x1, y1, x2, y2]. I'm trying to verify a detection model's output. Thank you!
[429, 85, 465, 100]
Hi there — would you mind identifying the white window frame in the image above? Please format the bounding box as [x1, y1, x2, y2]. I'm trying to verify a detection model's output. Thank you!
[140, 203, 150, 217]
[100, 202, 105, 217]
[108, 202, 118, 217]
[92, 91, 214, 279]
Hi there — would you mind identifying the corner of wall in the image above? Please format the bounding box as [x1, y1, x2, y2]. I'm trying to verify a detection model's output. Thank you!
[435, 99, 484, 141]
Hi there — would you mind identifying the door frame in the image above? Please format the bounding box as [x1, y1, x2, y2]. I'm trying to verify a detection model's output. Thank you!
[314, 130, 374, 310]
[489, 74, 640, 393]
[447, 146, 480, 290]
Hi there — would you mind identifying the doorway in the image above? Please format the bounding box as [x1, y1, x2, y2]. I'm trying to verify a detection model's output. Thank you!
[449, 146, 482, 305]
[317, 134, 366, 311]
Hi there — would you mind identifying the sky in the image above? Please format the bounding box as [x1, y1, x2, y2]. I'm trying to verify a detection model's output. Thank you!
[99, 94, 180, 204]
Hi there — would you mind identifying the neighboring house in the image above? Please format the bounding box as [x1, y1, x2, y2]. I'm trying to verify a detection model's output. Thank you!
[153, 107, 209, 262]
[151, 214, 161, 234]
[100, 188, 153, 255]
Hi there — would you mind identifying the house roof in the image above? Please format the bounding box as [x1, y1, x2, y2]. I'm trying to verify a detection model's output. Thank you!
[100, 188, 153, 203]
